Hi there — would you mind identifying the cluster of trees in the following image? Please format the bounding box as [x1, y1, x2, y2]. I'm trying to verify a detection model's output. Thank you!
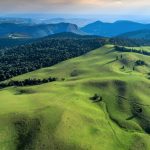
[114, 45, 150, 56]
[90, 94, 103, 102]
[0, 77, 57, 89]
[135, 60, 146, 66]
[148, 73, 150, 80]
[0, 37, 105, 81]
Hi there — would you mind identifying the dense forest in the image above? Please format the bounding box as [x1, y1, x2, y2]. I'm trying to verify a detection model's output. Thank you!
[110, 38, 150, 47]
[0, 36, 105, 81]
[0, 38, 35, 49]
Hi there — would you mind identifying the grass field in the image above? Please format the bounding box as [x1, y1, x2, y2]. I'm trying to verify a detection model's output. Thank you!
[0, 45, 150, 150]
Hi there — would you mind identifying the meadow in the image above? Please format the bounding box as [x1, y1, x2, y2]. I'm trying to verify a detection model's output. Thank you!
[0, 45, 150, 150]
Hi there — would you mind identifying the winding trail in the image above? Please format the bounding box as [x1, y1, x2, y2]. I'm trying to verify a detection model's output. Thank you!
[98, 102, 124, 148]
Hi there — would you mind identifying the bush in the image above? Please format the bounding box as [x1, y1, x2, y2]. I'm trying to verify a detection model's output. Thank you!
[135, 60, 146, 66]
[90, 94, 103, 102]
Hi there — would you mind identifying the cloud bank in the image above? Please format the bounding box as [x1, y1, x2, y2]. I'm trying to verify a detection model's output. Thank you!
[0, 0, 149, 15]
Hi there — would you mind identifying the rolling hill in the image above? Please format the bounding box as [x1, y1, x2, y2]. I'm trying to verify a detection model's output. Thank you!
[81, 20, 150, 37]
[0, 22, 84, 38]
[0, 45, 150, 150]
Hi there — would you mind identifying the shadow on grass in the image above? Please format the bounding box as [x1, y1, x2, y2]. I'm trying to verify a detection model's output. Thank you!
[105, 59, 116, 65]
[15, 89, 36, 95]
[13, 115, 41, 150]
[126, 115, 136, 121]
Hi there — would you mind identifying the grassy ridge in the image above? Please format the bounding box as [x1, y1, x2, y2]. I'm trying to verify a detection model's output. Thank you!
[0, 45, 150, 150]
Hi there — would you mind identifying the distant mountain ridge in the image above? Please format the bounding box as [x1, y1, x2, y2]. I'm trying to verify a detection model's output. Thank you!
[37, 18, 95, 27]
[44, 32, 100, 39]
[0, 17, 95, 27]
[117, 29, 150, 40]
[1, 20, 150, 39]
[0, 22, 84, 38]
[0, 17, 34, 25]
[81, 20, 150, 37]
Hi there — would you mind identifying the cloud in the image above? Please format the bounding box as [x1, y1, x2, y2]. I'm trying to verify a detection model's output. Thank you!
[0, 0, 149, 15]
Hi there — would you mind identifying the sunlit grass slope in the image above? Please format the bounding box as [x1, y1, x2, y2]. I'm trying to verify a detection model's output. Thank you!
[0, 45, 150, 150]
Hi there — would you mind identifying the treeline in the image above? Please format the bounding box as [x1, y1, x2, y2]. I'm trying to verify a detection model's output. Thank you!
[0, 37, 105, 81]
[114, 45, 150, 56]
[0, 77, 57, 89]
[110, 38, 150, 47]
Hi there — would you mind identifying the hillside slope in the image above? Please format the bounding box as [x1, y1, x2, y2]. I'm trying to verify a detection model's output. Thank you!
[0, 45, 150, 150]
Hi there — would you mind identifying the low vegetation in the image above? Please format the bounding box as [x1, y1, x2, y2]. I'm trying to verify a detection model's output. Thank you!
[135, 60, 146, 66]
[90, 93, 103, 102]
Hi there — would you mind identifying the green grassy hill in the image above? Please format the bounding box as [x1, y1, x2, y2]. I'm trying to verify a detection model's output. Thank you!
[0, 45, 150, 150]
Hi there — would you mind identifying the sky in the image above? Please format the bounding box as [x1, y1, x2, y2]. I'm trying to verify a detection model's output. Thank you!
[0, 0, 150, 22]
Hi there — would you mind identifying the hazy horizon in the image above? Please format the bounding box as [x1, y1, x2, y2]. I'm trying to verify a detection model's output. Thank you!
[0, 13, 150, 24]
[0, 0, 150, 23]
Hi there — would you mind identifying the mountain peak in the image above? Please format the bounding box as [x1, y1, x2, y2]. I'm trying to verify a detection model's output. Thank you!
[114, 20, 142, 24]
[81, 20, 150, 37]
[93, 20, 103, 24]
